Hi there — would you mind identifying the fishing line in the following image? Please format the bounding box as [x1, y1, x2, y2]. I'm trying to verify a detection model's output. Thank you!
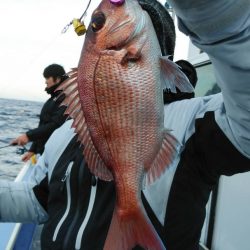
[24, 0, 93, 69]
[79, 0, 92, 20]
[0, 174, 17, 178]
[61, 0, 92, 35]
[0, 144, 12, 156]
[22, 0, 91, 74]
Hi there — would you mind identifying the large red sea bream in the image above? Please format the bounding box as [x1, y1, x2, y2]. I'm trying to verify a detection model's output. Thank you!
[59, 0, 193, 249]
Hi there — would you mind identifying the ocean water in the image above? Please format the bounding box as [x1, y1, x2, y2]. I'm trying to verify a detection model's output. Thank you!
[0, 98, 42, 180]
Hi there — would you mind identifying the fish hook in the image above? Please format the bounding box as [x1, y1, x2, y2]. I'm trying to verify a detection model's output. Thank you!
[61, 0, 92, 36]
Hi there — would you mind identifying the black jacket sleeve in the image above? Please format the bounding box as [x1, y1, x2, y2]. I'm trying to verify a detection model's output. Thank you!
[26, 106, 66, 141]
[26, 95, 67, 142]
[195, 112, 250, 178]
[29, 141, 37, 153]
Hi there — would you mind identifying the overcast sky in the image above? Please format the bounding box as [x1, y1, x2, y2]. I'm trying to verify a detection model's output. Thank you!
[0, 0, 189, 102]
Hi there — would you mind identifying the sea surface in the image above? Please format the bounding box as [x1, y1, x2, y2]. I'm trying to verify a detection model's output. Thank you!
[0, 98, 42, 180]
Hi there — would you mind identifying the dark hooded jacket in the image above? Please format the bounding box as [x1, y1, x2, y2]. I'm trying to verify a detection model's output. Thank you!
[26, 82, 67, 155]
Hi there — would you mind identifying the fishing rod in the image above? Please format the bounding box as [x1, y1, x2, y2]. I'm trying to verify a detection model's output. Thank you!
[0, 174, 16, 178]
[0, 143, 17, 150]
[0, 144, 28, 155]
[0, 145, 11, 150]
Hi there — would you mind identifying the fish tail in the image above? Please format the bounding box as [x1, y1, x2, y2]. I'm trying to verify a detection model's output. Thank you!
[104, 206, 166, 250]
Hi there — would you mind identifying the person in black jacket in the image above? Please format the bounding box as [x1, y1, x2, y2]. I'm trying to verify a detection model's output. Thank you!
[11, 64, 68, 162]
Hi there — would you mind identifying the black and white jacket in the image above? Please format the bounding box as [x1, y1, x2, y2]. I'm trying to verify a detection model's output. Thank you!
[0, 94, 249, 250]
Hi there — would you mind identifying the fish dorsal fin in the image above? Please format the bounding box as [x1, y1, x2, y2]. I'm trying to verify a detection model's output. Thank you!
[57, 68, 113, 181]
[160, 56, 194, 93]
[146, 130, 179, 185]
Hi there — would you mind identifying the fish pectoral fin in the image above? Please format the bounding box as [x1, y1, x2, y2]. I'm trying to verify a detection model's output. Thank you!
[146, 130, 180, 185]
[57, 68, 113, 182]
[160, 56, 194, 93]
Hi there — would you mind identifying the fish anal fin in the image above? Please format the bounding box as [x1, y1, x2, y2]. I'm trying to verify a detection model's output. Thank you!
[160, 56, 194, 93]
[146, 130, 179, 185]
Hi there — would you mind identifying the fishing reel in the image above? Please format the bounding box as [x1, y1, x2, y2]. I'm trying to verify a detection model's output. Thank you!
[16, 146, 28, 155]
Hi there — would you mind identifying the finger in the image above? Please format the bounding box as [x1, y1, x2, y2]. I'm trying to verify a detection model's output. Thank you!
[21, 140, 27, 146]
[22, 156, 27, 162]
[19, 140, 25, 146]
[23, 154, 31, 162]
[10, 139, 18, 145]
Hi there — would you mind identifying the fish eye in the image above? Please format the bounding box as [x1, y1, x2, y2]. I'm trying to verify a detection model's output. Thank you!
[91, 12, 106, 32]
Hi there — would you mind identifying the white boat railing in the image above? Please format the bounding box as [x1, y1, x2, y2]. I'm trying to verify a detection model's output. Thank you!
[1, 162, 33, 250]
